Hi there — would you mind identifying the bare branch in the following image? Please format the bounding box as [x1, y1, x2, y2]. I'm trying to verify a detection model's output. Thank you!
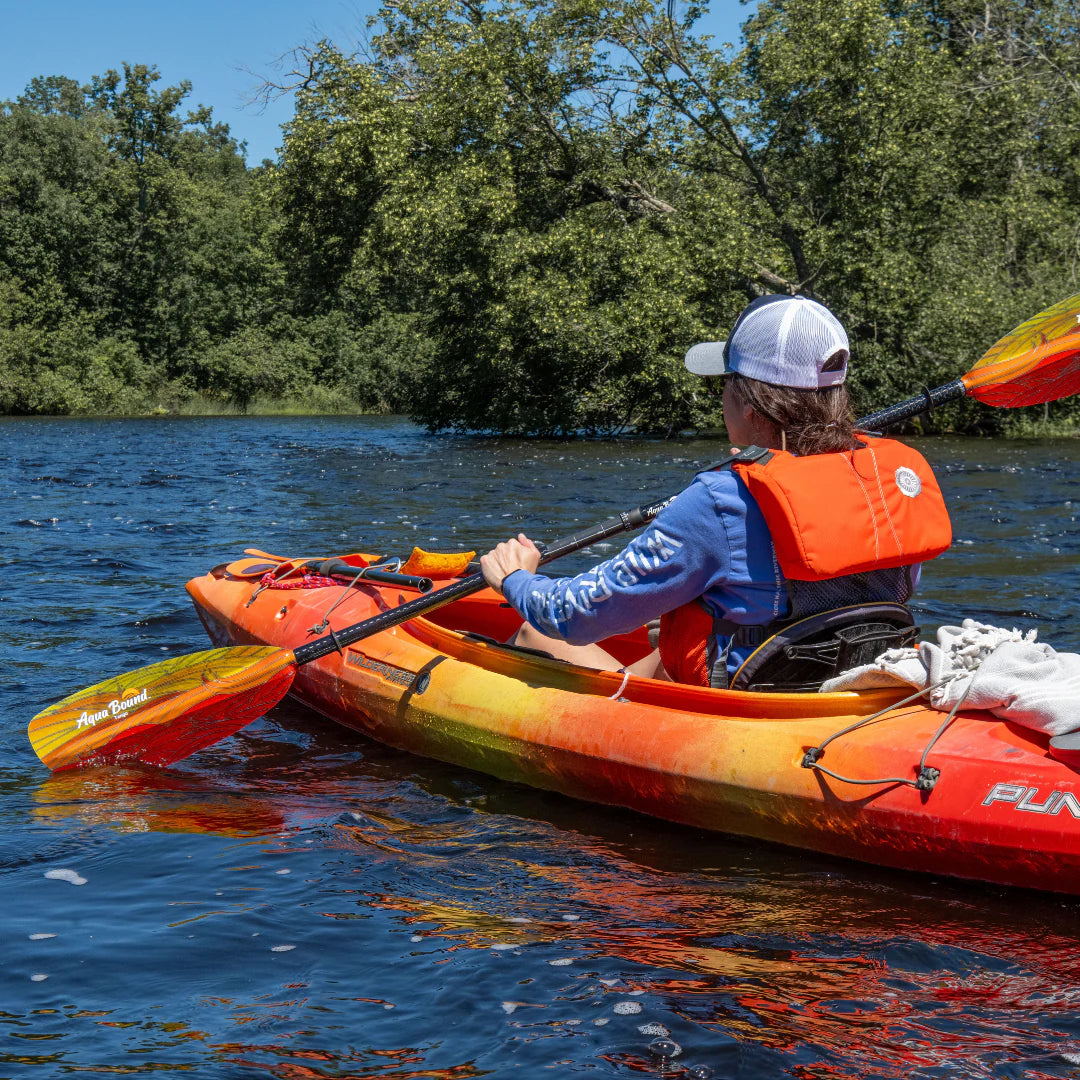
[753, 261, 824, 297]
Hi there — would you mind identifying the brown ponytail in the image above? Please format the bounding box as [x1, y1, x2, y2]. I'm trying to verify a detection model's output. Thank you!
[726, 372, 860, 456]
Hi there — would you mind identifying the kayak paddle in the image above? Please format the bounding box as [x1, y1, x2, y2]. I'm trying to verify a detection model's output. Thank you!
[29, 646, 300, 772]
[858, 291, 1080, 429]
[28, 291, 1080, 771]
[28, 506, 663, 772]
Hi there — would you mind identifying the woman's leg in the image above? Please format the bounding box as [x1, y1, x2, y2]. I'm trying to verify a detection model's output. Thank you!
[509, 622, 624, 669]
[623, 647, 669, 680]
[510, 623, 669, 680]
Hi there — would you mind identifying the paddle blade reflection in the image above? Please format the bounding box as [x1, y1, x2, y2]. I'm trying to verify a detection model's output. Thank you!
[32, 768, 287, 837]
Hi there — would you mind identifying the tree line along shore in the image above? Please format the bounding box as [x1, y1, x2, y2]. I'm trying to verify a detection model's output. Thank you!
[3, 0, 1079, 436]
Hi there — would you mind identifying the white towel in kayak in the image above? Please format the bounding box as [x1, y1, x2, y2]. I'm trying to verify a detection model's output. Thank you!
[820, 620, 1080, 737]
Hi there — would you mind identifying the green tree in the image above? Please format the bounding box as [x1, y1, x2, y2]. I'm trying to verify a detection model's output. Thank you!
[5, 1, 1080, 429]
[0, 64, 288, 414]
[607, 0, 1080, 425]
[273, 1, 718, 433]
[86, 63, 263, 375]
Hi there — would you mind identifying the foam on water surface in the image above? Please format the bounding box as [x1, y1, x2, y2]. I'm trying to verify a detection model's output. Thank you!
[44, 869, 86, 886]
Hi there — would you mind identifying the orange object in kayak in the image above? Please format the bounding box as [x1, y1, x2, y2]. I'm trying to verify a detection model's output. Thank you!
[658, 599, 714, 686]
[187, 552, 1080, 896]
[734, 436, 952, 580]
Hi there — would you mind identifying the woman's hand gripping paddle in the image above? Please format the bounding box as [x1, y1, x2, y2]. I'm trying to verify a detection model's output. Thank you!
[28, 291, 1080, 772]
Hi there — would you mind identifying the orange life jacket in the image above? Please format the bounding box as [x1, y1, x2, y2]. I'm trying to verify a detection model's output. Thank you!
[732, 434, 952, 580]
[658, 436, 952, 686]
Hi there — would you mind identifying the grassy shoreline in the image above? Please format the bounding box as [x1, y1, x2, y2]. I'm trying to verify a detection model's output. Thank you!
[995, 417, 1080, 438]
[168, 395, 380, 417]
[4, 397, 1079, 437]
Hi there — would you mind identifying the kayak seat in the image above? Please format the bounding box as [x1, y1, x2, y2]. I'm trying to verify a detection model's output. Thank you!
[730, 603, 917, 693]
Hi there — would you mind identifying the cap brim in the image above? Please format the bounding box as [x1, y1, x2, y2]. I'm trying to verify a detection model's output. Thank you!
[684, 341, 728, 376]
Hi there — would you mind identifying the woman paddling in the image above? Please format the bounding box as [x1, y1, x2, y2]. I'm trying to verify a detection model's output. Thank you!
[479, 294, 952, 688]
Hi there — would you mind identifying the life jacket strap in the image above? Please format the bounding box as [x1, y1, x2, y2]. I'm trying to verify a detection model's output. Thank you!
[716, 445, 774, 470]
[714, 620, 771, 650]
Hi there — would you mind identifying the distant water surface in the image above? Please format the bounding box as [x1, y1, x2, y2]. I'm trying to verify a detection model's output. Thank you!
[4, 415, 1080, 1079]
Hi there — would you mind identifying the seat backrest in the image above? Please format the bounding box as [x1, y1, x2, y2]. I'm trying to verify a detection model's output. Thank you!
[729, 603, 917, 693]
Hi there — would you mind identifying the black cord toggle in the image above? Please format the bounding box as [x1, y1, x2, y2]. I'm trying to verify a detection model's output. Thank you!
[915, 766, 940, 791]
[801, 747, 823, 768]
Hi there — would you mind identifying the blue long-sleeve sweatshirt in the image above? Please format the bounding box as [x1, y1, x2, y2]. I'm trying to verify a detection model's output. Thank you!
[501, 468, 785, 678]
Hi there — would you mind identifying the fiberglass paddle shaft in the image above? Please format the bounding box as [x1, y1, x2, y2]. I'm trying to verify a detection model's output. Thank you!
[855, 380, 967, 432]
[292, 384, 970, 665]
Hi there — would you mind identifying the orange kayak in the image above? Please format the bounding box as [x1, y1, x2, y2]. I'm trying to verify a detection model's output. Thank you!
[187, 555, 1080, 895]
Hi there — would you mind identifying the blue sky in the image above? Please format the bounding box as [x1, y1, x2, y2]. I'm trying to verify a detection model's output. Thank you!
[1, 0, 753, 165]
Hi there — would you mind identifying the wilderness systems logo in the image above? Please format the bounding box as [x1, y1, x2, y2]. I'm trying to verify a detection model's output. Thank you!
[76, 687, 150, 729]
[345, 649, 430, 693]
[983, 782, 1080, 818]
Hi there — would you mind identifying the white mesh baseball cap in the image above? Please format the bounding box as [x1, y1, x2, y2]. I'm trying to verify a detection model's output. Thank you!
[684, 294, 849, 388]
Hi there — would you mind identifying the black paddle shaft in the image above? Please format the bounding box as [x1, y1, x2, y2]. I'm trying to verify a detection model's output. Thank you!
[856, 379, 966, 432]
[291, 377, 965, 666]
[314, 559, 433, 593]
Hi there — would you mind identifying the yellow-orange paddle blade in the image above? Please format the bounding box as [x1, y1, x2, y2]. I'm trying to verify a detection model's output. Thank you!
[28, 646, 297, 772]
[963, 292, 1080, 407]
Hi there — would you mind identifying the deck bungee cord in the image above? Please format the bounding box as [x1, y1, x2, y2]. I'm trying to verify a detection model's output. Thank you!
[801, 618, 1080, 789]
[242, 555, 432, 609]
[800, 676, 971, 792]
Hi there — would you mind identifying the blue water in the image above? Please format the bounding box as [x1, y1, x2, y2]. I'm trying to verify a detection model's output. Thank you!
[5, 416, 1080, 1079]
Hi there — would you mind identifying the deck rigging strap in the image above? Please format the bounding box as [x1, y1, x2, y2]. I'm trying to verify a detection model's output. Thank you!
[305, 559, 409, 635]
[246, 559, 304, 606]
[800, 675, 972, 792]
[242, 555, 417, 636]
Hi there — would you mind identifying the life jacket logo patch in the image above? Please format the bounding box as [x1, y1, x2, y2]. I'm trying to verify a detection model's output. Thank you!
[895, 466, 922, 498]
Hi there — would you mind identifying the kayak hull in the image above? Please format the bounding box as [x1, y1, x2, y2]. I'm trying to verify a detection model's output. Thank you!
[187, 562, 1080, 894]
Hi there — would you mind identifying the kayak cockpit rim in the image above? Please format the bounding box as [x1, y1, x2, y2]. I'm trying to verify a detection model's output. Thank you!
[397, 612, 918, 721]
